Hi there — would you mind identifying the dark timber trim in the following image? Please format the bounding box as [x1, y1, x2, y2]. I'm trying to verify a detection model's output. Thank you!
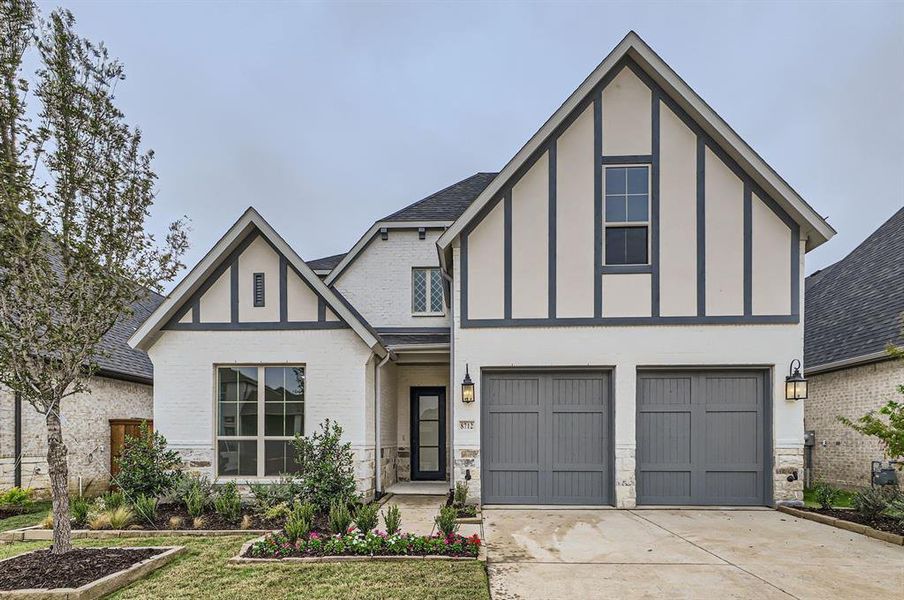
[162, 321, 348, 331]
[593, 94, 603, 318]
[601, 154, 654, 165]
[317, 298, 327, 322]
[461, 314, 798, 328]
[230, 261, 239, 323]
[696, 136, 706, 317]
[503, 190, 512, 320]
[601, 265, 652, 275]
[548, 138, 557, 319]
[279, 255, 288, 322]
[650, 91, 661, 317]
[743, 182, 753, 317]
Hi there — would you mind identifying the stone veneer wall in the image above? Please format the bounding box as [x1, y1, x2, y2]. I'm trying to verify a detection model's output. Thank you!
[773, 447, 804, 505]
[804, 359, 903, 490]
[453, 446, 479, 503]
[0, 377, 153, 496]
[615, 445, 636, 508]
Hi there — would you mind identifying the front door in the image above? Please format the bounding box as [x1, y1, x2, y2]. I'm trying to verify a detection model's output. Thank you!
[410, 387, 446, 481]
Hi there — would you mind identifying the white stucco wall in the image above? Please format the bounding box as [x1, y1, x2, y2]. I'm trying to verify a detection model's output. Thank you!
[148, 328, 375, 493]
[451, 246, 805, 507]
[334, 229, 450, 328]
[0, 377, 153, 496]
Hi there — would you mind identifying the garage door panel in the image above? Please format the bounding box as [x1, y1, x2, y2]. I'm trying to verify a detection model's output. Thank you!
[487, 412, 539, 464]
[483, 370, 610, 505]
[553, 412, 605, 464]
[638, 412, 691, 464]
[637, 370, 766, 506]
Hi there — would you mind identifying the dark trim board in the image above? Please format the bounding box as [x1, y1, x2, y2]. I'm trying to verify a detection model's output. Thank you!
[164, 321, 349, 331]
[461, 314, 798, 328]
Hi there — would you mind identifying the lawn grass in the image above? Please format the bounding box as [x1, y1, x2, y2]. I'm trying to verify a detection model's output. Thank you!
[0, 534, 490, 600]
[0, 501, 51, 532]
[803, 487, 855, 508]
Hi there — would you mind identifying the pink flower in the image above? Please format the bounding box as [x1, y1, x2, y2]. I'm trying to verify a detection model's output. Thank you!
[309, 532, 320, 540]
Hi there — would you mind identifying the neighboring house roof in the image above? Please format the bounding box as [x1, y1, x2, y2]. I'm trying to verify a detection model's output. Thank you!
[380, 172, 498, 222]
[324, 172, 495, 286]
[306, 253, 346, 272]
[129, 208, 386, 357]
[97, 290, 164, 383]
[805, 207, 904, 372]
[437, 31, 835, 262]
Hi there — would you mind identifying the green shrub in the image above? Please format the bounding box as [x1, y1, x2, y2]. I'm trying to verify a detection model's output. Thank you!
[113, 422, 182, 501]
[178, 474, 213, 518]
[852, 487, 891, 519]
[453, 481, 469, 506]
[249, 477, 302, 512]
[213, 482, 242, 523]
[263, 502, 292, 523]
[0, 487, 33, 508]
[435, 505, 459, 537]
[70, 496, 90, 526]
[293, 420, 357, 513]
[810, 481, 840, 510]
[328, 500, 353, 535]
[284, 502, 315, 542]
[382, 504, 401, 535]
[101, 490, 125, 510]
[132, 494, 158, 524]
[354, 503, 379, 533]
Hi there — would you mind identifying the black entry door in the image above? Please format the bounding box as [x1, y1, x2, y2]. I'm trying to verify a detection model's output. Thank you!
[410, 387, 446, 481]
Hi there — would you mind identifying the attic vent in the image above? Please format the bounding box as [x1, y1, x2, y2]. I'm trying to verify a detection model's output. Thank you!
[380, 227, 389, 241]
[418, 227, 426, 240]
[253, 272, 265, 307]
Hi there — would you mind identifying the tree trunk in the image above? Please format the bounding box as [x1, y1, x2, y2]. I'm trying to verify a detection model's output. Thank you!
[45, 406, 72, 554]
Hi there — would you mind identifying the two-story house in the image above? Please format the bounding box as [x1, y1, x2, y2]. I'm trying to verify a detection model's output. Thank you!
[129, 32, 835, 508]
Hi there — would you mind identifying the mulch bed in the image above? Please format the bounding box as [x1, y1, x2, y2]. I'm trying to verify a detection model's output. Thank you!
[0, 506, 32, 520]
[143, 505, 281, 530]
[801, 507, 904, 536]
[0, 548, 162, 591]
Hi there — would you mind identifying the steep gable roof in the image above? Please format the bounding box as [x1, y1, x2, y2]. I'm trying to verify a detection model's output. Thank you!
[805, 207, 904, 371]
[437, 31, 835, 262]
[381, 172, 497, 222]
[129, 208, 386, 356]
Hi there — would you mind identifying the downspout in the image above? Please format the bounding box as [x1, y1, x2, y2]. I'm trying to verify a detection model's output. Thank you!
[374, 352, 392, 499]
[14, 391, 22, 488]
[441, 267, 455, 494]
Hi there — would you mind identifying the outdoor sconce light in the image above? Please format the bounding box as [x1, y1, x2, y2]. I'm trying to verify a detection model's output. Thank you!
[785, 359, 808, 400]
[461, 364, 475, 403]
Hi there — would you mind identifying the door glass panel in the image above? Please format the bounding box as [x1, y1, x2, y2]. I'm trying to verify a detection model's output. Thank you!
[419, 396, 438, 420]
[419, 447, 439, 472]
[419, 420, 439, 446]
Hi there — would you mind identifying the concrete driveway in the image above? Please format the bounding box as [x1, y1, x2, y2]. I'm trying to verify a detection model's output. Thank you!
[483, 508, 904, 599]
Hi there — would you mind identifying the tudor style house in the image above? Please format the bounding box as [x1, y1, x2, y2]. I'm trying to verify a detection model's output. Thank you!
[130, 32, 835, 508]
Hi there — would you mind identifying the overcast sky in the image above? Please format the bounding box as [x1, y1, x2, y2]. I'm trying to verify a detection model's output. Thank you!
[42, 1, 904, 286]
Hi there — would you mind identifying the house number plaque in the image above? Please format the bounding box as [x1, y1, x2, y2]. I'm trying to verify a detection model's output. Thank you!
[458, 420, 474, 430]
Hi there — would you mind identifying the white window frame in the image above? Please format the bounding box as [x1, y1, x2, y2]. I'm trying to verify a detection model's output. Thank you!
[214, 363, 305, 481]
[603, 164, 651, 266]
[411, 267, 445, 316]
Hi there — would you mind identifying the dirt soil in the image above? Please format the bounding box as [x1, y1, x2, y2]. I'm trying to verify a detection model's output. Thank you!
[0, 548, 161, 591]
[802, 507, 904, 536]
[142, 505, 281, 530]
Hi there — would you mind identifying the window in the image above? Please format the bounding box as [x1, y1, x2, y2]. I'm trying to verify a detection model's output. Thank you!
[412, 267, 444, 314]
[217, 365, 304, 477]
[604, 166, 649, 265]
[253, 273, 265, 307]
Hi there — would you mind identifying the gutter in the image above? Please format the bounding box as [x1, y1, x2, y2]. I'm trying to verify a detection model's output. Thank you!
[14, 391, 21, 488]
[806, 351, 897, 375]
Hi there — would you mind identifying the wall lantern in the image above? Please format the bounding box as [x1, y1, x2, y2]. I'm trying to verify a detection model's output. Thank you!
[785, 359, 808, 400]
[461, 364, 475, 403]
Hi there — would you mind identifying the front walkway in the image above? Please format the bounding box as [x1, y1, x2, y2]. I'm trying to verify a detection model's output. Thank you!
[484, 508, 904, 599]
[380, 494, 482, 539]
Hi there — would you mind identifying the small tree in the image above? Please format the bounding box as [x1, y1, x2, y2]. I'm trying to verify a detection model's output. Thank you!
[114, 422, 183, 500]
[837, 337, 904, 465]
[0, 1, 187, 553]
[293, 419, 357, 513]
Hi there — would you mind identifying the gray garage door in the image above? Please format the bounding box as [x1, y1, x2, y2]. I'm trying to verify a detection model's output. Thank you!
[482, 371, 611, 505]
[636, 370, 768, 506]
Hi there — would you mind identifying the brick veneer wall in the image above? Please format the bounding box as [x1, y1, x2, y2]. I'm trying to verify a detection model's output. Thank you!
[0, 377, 153, 496]
[804, 359, 903, 490]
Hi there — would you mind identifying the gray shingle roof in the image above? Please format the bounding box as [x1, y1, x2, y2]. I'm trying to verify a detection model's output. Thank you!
[381, 333, 450, 347]
[306, 253, 346, 271]
[805, 207, 904, 369]
[381, 173, 497, 222]
[95, 290, 165, 383]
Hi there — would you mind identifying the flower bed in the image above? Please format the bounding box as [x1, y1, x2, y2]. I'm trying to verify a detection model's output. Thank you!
[799, 506, 904, 537]
[245, 530, 482, 559]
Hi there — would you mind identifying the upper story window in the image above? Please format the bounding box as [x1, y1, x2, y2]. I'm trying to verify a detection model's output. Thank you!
[217, 365, 304, 478]
[412, 267, 444, 315]
[604, 166, 650, 265]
